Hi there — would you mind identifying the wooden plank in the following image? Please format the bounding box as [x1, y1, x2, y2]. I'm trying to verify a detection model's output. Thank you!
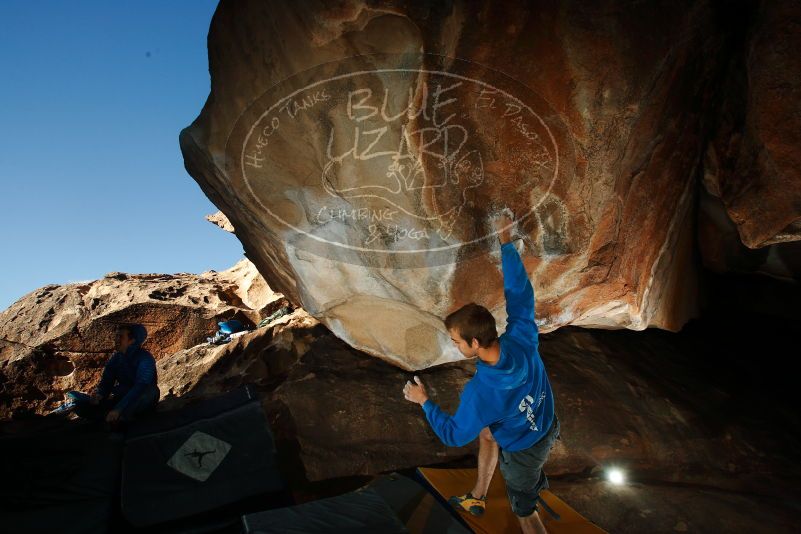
[418, 467, 607, 534]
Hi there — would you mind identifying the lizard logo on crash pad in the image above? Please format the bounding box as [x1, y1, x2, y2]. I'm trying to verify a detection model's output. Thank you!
[167, 431, 232, 482]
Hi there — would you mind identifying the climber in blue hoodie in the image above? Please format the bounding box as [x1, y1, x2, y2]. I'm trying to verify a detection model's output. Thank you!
[403, 212, 559, 534]
[64, 323, 159, 427]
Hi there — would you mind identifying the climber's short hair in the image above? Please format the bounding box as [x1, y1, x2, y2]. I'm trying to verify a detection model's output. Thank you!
[444, 303, 498, 348]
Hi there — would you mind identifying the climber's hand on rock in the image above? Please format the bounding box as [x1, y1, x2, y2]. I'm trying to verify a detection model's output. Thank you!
[403, 375, 429, 406]
[492, 210, 514, 244]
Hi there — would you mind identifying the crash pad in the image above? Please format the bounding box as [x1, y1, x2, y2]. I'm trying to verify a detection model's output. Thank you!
[122, 385, 284, 526]
[0, 420, 123, 534]
[418, 467, 607, 534]
[242, 473, 471, 533]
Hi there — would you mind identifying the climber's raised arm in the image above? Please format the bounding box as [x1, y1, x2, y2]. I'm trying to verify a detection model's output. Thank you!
[493, 212, 537, 344]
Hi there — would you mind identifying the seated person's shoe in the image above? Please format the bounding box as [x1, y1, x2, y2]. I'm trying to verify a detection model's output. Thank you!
[48, 400, 76, 415]
[448, 492, 486, 516]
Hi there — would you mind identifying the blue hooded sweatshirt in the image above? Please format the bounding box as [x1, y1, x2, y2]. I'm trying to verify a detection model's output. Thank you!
[422, 240, 555, 452]
[95, 324, 158, 413]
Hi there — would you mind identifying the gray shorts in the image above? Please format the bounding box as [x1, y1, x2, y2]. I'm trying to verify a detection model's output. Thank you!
[498, 415, 560, 517]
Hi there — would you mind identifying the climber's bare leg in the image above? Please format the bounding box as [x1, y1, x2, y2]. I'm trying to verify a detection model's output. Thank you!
[470, 426, 498, 498]
[518, 509, 548, 533]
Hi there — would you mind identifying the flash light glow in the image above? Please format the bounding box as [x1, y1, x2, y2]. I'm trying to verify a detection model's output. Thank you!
[607, 468, 625, 485]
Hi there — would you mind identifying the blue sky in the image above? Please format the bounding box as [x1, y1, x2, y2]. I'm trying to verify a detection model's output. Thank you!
[0, 1, 244, 310]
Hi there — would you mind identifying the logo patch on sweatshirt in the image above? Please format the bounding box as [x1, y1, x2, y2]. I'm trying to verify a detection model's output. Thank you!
[518, 392, 547, 431]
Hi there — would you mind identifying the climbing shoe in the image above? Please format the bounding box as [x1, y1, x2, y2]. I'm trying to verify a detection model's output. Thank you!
[448, 492, 486, 516]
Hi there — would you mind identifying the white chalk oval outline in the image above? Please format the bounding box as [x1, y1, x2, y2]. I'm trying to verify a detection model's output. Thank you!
[239, 62, 561, 254]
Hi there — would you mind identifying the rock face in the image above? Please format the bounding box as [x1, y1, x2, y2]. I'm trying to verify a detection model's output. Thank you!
[205, 210, 235, 233]
[156, 307, 479, 481]
[706, 0, 801, 249]
[270, 327, 476, 481]
[178, 0, 736, 370]
[156, 307, 311, 404]
[696, 0, 801, 288]
[697, 185, 801, 281]
[0, 259, 284, 420]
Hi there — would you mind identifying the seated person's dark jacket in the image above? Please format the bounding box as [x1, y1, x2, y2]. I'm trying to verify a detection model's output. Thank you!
[95, 324, 157, 414]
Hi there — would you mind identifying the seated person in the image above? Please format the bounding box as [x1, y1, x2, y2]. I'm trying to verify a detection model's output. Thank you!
[64, 323, 159, 427]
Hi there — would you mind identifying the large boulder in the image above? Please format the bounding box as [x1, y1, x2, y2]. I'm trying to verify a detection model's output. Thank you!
[179, 0, 732, 370]
[0, 259, 284, 420]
